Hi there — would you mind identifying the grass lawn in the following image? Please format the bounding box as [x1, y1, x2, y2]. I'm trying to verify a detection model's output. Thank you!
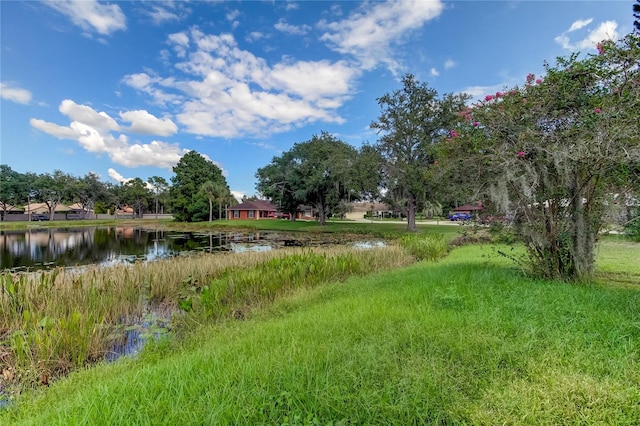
[1, 239, 639, 425]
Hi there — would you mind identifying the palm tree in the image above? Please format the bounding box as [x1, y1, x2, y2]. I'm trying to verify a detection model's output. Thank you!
[199, 181, 225, 222]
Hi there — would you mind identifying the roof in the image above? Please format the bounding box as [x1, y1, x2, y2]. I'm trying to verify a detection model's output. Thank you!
[1, 204, 24, 212]
[452, 204, 483, 211]
[23, 202, 73, 213]
[228, 200, 278, 211]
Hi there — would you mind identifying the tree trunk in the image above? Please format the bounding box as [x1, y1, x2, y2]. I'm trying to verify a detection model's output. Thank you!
[209, 199, 213, 222]
[406, 193, 417, 231]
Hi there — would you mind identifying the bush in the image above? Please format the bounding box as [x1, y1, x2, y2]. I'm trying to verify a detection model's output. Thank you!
[399, 233, 448, 261]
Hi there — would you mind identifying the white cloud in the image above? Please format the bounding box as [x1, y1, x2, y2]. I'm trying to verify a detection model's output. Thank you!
[30, 118, 78, 138]
[146, 6, 179, 25]
[230, 190, 244, 203]
[568, 18, 593, 32]
[120, 110, 178, 136]
[444, 59, 456, 69]
[246, 31, 266, 42]
[130, 30, 355, 138]
[430, 68, 439, 77]
[555, 20, 618, 51]
[226, 10, 240, 22]
[46, 0, 126, 35]
[0, 82, 32, 104]
[318, 0, 444, 72]
[274, 19, 311, 35]
[108, 168, 128, 183]
[59, 100, 120, 132]
[121, 72, 183, 106]
[109, 140, 188, 168]
[31, 100, 189, 170]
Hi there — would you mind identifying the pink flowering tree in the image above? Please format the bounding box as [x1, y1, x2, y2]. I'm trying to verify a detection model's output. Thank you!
[443, 34, 640, 280]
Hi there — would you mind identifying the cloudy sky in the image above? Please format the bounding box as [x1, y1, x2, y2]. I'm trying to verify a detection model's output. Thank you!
[1, 0, 634, 199]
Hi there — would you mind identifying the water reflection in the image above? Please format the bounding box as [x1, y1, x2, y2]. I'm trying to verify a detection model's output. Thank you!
[0, 227, 277, 272]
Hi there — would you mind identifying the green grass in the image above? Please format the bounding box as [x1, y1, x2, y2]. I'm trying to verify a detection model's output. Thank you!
[2, 240, 639, 425]
[0, 217, 463, 241]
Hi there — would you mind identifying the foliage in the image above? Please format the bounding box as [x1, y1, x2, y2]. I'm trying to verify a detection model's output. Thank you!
[170, 151, 231, 222]
[3, 241, 639, 425]
[120, 178, 152, 218]
[256, 151, 304, 219]
[72, 173, 108, 217]
[443, 34, 640, 281]
[256, 132, 368, 225]
[624, 207, 640, 241]
[147, 176, 169, 217]
[399, 232, 448, 261]
[0, 165, 28, 216]
[371, 74, 469, 231]
[0, 243, 412, 396]
[199, 180, 227, 222]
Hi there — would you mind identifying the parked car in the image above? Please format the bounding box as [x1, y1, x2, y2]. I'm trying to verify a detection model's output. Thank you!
[32, 214, 49, 221]
[448, 212, 472, 221]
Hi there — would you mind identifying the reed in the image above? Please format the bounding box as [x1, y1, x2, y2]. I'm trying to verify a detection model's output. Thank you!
[399, 232, 449, 261]
[0, 244, 413, 393]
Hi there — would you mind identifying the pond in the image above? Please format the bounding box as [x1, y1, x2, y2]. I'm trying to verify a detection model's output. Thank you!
[0, 226, 384, 272]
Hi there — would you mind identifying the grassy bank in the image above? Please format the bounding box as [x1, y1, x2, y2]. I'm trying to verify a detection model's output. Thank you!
[0, 243, 416, 394]
[2, 239, 638, 424]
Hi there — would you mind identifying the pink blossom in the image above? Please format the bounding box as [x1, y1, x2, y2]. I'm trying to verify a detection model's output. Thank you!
[517, 151, 525, 157]
[526, 73, 535, 83]
[535, 79, 542, 84]
[596, 43, 604, 55]
[450, 130, 459, 138]
[484, 94, 494, 102]
[594, 108, 601, 113]
[472, 121, 479, 127]
[495, 91, 502, 98]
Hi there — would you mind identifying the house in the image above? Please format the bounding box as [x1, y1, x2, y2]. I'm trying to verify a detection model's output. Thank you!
[347, 202, 401, 220]
[227, 200, 278, 220]
[23, 202, 72, 215]
[451, 203, 483, 215]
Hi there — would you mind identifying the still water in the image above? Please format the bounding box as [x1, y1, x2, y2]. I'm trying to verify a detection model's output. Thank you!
[0, 226, 285, 272]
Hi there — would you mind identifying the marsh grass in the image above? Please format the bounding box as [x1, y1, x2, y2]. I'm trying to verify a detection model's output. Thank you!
[2, 240, 638, 425]
[399, 232, 448, 261]
[0, 244, 412, 393]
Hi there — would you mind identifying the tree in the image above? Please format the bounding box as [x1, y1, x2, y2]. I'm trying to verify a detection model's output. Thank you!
[256, 151, 304, 220]
[256, 133, 361, 225]
[122, 178, 152, 218]
[634, 0, 640, 32]
[72, 172, 106, 218]
[199, 180, 226, 222]
[170, 151, 230, 222]
[293, 133, 359, 225]
[371, 74, 468, 231]
[148, 176, 169, 219]
[32, 170, 75, 220]
[0, 165, 27, 219]
[445, 34, 640, 280]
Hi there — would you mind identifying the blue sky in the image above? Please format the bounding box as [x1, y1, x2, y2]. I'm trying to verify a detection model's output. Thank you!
[1, 1, 635, 200]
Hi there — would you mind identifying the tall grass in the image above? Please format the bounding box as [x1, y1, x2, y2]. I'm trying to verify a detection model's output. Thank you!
[0, 244, 412, 392]
[398, 232, 448, 261]
[2, 240, 638, 424]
